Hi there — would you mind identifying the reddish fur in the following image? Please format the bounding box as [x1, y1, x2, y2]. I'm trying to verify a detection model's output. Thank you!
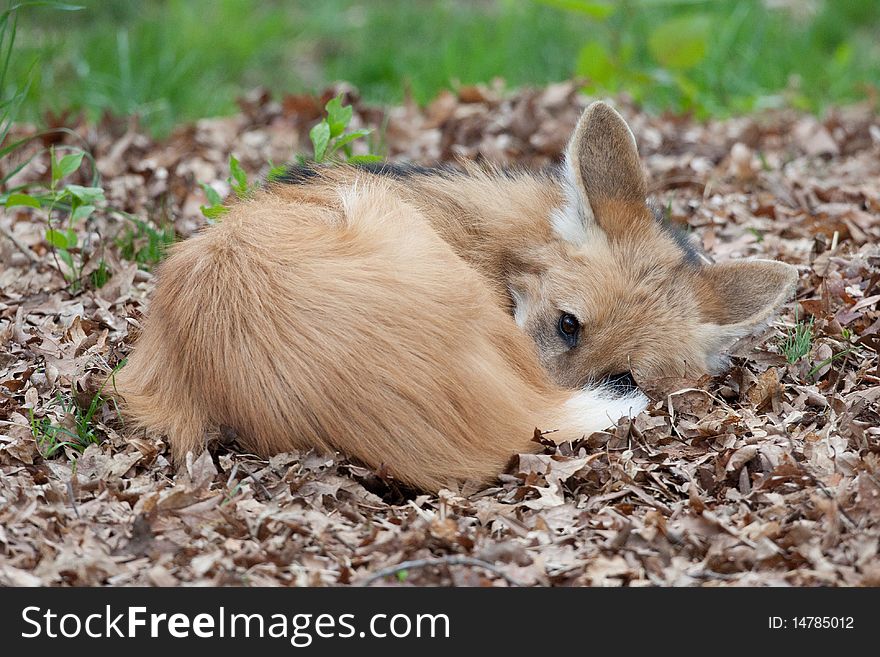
[115, 102, 797, 491]
[117, 183, 609, 490]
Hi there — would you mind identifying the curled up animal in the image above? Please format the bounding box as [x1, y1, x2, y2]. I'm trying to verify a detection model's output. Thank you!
[114, 101, 797, 491]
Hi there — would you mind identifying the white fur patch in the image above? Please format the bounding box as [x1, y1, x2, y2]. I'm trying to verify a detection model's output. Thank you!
[331, 182, 368, 229]
[550, 163, 592, 245]
[550, 155, 607, 247]
[509, 287, 529, 329]
[564, 386, 648, 435]
[336, 180, 400, 229]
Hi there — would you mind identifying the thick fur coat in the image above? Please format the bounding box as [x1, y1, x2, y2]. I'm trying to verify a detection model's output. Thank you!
[115, 102, 797, 490]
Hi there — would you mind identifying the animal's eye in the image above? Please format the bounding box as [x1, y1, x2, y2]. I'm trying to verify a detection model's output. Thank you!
[557, 313, 580, 347]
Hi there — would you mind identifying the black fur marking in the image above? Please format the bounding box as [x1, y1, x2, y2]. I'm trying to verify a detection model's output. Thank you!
[602, 371, 638, 395]
[274, 161, 566, 186]
[651, 204, 703, 266]
[275, 161, 456, 185]
[275, 164, 321, 184]
[358, 162, 448, 178]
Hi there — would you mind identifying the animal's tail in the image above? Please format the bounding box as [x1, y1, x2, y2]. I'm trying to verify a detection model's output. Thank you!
[113, 231, 228, 460]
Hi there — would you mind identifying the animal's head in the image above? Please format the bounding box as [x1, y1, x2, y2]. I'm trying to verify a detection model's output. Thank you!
[509, 101, 798, 390]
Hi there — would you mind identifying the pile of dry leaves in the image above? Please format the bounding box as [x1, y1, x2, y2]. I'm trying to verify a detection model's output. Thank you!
[1, 81, 878, 586]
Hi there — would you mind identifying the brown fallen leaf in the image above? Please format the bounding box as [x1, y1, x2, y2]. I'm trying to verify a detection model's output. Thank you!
[748, 367, 781, 408]
[3, 83, 879, 588]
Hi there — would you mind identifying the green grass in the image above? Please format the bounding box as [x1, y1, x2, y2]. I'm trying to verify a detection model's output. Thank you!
[5, 0, 880, 135]
[116, 216, 175, 269]
[781, 315, 814, 365]
[30, 388, 108, 457]
[28, 362, 124, 458]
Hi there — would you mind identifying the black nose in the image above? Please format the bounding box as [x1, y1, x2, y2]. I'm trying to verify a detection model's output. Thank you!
[604, 371, 637, 392]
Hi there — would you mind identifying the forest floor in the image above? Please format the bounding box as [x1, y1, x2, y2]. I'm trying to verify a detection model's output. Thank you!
[1, 82, 879, 586]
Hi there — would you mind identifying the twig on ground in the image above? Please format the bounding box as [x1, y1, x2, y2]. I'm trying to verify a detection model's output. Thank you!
[66, 480, 80, 519]
[240, 464, 272, 499]
[0, 223, 40, 264]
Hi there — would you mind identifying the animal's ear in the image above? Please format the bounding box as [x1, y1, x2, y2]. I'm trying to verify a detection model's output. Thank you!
[696, 259, 799, 357]
[556, 101, 650, 242]
[568, 101, 647, 205]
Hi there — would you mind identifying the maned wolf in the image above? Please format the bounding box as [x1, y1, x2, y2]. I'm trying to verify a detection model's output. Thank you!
[115, 101, 797, 490]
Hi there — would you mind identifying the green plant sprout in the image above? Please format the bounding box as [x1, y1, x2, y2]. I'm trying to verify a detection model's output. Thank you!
[780, 310, 813, 364]
[200, 94, 380, 221]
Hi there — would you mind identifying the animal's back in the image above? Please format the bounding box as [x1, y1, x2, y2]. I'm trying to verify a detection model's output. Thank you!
[116, 178, 579, 490]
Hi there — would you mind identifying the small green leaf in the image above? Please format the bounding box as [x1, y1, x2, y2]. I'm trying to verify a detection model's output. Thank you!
[325, 94, 353, 138]
[65, 228, 78, 248]
[71, 204, 95, 223]
[648, 14, 711, 70]
[56, 151, 86, 180]
[228, 155, 249, 198]
[266, 162, 288, 183]
[346, 154, 383, 164]
[200, 183, 223, 206]
[45, 228, 71, 249]
[64, 185, 105, 204]
[50, 148, 61, 186]
[331, 128, 371, 151]
[58, 249, 74, 271]
[90, 260, 111, 289]
[5, 193, 40, 209]
[200, 204, 228, 220]
[310, 120, 331, 162]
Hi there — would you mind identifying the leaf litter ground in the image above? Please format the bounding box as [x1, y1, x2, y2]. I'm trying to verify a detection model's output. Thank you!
[1, 82, 879, 586]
